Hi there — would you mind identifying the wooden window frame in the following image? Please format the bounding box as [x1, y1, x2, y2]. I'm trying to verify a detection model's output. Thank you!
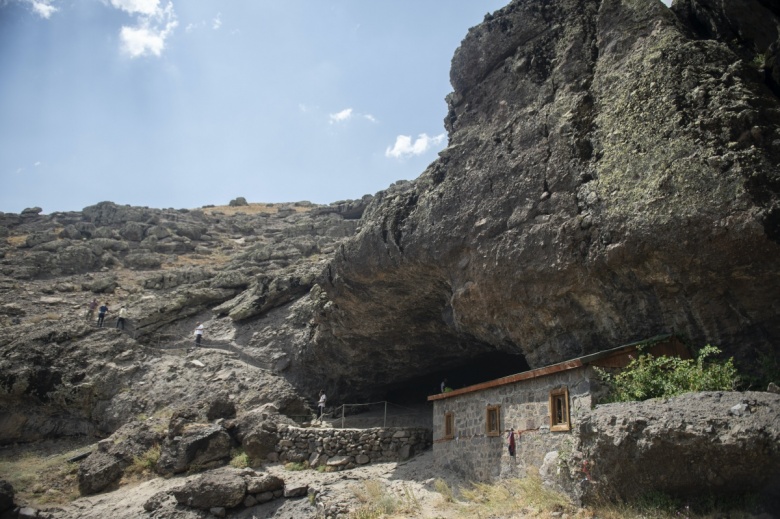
[444, 412, 454, 440]
[549, 386, 571, 432]
[486, 405, 501, 436]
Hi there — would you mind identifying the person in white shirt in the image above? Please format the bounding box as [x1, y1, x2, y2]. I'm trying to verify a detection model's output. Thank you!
[317, 390, 327, 418]
[115, 306, 127, 330]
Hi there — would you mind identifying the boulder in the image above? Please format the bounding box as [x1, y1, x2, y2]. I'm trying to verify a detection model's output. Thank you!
[229, 197, 248, 207]
[245, 473, 283, 494]
[172, 467, 247, 509]
[77, 451, 123, 495]
[283, 484, 308, 498]
[143, 490, 174, 512]
[124, 252, 163, 270]
[566, 391, 780, 503]
[157, 423, 232, 475]
[0, 479, 14, 513]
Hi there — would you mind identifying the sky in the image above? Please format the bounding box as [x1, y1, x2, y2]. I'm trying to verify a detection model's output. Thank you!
[0, 0, 513, 214]
[0, 0, 673, 215]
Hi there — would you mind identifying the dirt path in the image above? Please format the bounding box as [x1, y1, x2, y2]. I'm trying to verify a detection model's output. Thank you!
[44, 449, 464, 519]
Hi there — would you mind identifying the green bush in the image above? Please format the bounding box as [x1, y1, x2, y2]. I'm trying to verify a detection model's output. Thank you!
[229, 448, 249, 469]
[596, 345, 738, 402]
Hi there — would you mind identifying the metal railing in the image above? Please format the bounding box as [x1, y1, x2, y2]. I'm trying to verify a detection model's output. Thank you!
[325, 400, 431, 429]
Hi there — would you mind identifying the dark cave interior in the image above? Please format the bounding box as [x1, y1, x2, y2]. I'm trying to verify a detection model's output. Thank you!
[383, 350, 531, 404]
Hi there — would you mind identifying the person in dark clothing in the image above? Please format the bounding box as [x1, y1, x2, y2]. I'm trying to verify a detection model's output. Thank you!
[507, 428, 516, 458]
[86, 298, 98, 321]
[97, 303, 109, 328]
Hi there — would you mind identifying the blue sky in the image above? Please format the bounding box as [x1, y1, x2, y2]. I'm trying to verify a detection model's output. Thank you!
[0, 0, 511, 214]
[0, 0, 673, 215]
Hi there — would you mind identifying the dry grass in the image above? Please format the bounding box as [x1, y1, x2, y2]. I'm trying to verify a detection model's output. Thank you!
[0, 440, 93, 507]
[123, 444, 161, 480]
[453, 475, 575, 518]
[200, 203, 312, 216]
[28, 312, 62, 324]
[349, 480, 401, 518]
[6, 235, 28, 247]
[164, 252, 231, 269]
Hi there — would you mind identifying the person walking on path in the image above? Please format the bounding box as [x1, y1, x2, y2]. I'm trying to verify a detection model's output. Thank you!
[116, 306, 127, 330]
[85, 299, 98, 322]
[97, 303, 109, 328]
[317, 390, 327, 419]
[194, 322, 204, 347]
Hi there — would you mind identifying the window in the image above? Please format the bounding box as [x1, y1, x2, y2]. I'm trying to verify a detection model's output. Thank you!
[444, 412, 454, 440]
[486, 405, 501, 436]
[549, 387, 571, 431]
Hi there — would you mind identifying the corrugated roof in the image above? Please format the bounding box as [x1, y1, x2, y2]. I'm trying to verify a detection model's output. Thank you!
[427, 334, 678, 401]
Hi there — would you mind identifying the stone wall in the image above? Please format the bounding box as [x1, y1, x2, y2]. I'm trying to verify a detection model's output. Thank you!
[432, 367, 597, 481]
[274, 425, 432, 470]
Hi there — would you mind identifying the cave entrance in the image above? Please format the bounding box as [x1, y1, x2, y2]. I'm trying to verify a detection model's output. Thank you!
[383, 350, 531, 404]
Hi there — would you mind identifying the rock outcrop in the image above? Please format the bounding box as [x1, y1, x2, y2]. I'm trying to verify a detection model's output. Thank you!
[2, 0, 780, 514]
[548, 391, 780, 507]
[298, 0, 780, 400]
[0, 201, 363, 445]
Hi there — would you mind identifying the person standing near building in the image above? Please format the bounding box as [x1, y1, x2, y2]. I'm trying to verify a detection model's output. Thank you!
[97, 303, 109, 328]
[507, 427, 516, 458]
[194, 322, 204, 347]
[317, 390, 327, 419]
[116, 306, 127, 330]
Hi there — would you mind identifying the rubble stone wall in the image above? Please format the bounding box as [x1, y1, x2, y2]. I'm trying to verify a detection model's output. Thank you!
[432, 366, 596, 481]
[274, 425, 432, 469]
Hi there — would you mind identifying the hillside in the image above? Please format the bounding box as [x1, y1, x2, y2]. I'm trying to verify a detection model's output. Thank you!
[1, 0, 780, 517]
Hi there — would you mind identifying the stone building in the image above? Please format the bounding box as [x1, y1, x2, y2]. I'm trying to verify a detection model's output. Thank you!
[427, 335, 689, 481]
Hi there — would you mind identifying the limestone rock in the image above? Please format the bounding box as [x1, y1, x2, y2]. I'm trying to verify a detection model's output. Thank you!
[297, 0, 780, 400]
[77, 451, 123, 495]
[172, 467, 247, 509]
[157, 423, 232, 475]
[284, 484, 308, 498]
[568, 391, 780, 503]
[245, 473, 284, 494]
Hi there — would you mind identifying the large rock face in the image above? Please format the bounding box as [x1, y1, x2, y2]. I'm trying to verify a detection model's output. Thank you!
[301, 0, 780, 399]
[0, 201, 364, 444]
[560, 392, 780, 505]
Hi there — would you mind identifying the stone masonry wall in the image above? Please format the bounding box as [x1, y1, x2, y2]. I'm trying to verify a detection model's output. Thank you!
[432, 367, 596, 482]
[274, 425, 432, 470]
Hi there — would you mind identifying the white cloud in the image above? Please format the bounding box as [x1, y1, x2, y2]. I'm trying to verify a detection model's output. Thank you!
[117, 1, 178, 58]
[34, 161, 41, 166]
[213, 12, 222, 30]
[109, 0, 159, 16]
[28, 0, 57, 18]
[329, 108, 353, 124]
[328, 108, 377, 125]
[385, 133, 446, 159]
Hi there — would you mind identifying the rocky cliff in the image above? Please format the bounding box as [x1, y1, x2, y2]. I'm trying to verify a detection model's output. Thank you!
[2, 0, 780, 516]
[298, 0, 780, 400]
[0, 199, 368, 444]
